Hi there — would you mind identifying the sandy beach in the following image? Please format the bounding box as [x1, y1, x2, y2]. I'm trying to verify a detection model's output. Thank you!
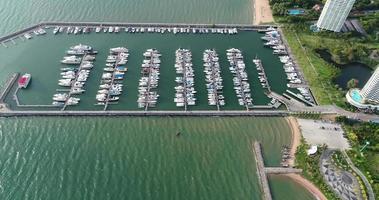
[285, 174, 328, 200]
[253, 0, 274, 25]
[285, 117, 327, 200]
[286, 117, 301, 167]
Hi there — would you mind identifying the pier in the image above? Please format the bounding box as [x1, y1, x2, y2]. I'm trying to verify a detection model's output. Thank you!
[0, 110, 288, 117]
[0, 21, 276, 45]
[252, 141, 302, 200]
[0, 73, 18, 102]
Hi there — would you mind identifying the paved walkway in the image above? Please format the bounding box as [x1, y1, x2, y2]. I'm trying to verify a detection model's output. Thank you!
[342, 151, 375, 200]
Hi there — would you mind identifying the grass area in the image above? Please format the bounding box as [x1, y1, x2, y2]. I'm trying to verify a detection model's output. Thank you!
[336, 116, 379, 197]
[295, 140, 340, 200]
[281, 27, 346, 106]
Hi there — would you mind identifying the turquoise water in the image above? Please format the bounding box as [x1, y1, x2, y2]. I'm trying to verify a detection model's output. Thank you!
[288, 9, 305, 15]
[351, 89, 362, 102]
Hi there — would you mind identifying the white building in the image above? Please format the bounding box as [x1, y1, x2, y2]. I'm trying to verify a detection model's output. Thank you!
[346, 67, 379, 109]
[360, 67, 379, 104]
[316, 0, 356, 32]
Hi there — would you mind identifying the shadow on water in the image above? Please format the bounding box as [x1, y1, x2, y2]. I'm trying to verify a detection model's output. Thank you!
[315, 49, 372, 90]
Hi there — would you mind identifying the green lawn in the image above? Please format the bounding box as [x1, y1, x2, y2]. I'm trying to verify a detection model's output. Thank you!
[281, 27, 346, 105]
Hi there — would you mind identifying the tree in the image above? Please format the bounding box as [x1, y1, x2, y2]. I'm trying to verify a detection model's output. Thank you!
[347, 78, 359, 89]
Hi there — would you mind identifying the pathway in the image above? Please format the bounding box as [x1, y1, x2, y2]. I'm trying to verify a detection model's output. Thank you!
[342, 151, 375, 200]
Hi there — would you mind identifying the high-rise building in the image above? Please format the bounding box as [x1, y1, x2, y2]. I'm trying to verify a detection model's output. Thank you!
[316, 0, 356, 32]
[360, 67, 379, 104]
[346, 67, 379, 109]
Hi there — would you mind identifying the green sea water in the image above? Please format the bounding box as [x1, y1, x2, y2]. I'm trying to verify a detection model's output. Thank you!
[0, 0, 316, 199]
[0, 117, 314, 200]
[0, 30, 288, 110]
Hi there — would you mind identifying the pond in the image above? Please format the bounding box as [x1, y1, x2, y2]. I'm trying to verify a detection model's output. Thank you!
[315, 49, 372, 90]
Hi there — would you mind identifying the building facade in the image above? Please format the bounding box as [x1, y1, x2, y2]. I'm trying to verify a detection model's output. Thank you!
[346, 67, 379, 109]
[316, 0, 356, 32]
[360, 67, 379, 104]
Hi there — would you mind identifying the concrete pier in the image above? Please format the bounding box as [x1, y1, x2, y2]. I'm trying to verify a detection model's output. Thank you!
[0, 73, 19, 102]
[252, 141, 303, 200]
[0, 21, 276, 44]
[252, 141, 272, 200]
[0, 110, 288, 117]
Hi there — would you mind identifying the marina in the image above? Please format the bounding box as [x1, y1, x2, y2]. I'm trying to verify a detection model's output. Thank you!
[203, 49, 225, 110]
[226, 48, 253, 110]
[262, 29, 316, 104]
[137, 49, 161, 110]
[0, 26, 315, 112]
[96, 47, 129, 110]
[54, 44, 97, 110]
[174, 48, 196, 110]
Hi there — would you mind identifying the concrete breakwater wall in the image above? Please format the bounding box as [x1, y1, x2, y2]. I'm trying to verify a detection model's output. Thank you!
[0, 110, 289, 117]
[0, 21, 276, 43]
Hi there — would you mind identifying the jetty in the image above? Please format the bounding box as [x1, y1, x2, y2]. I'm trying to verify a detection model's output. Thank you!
[0, 73, 18, 102]
[252, 141, 302, 200]
[0, 21, 277, 45]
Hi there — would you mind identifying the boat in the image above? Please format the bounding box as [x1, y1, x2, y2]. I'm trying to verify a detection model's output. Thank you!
[37, 28, 46, 35]
[62, 55, 82, 64]
[70, 44, 92, 51]
[110, 47, 128, 53]
[52, 101, 64, 106]
[60, 67, 76, 71]
[53, 27, 59, 34]
[18, 73, 31, 88]
[24, 33, 32, 39]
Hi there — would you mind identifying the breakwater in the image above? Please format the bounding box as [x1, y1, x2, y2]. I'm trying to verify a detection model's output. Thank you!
[0, 21, 276, 43]
[252, 141, 303, 200]
[0, 110, 288, 117]
[0, 73, 18, 102]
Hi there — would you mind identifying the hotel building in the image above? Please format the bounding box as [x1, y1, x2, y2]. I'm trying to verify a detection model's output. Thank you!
[316, 0, 356, 32]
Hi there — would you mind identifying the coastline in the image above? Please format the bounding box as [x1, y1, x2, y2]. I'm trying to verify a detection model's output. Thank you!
[285, 117, 327, 200]
[286, 116, 301, 167]
[252, 0, 274, 25]
[284, 174, 328, 200]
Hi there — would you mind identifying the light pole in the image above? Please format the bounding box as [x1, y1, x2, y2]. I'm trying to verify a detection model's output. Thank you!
[360, 141, 370, 156]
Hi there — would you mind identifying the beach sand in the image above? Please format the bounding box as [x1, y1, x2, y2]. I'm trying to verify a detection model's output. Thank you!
[286, 117, 301, 167]
[284, 174, 328, 200]
[285, 117, 328, 200]
[253, 0, 274, 25]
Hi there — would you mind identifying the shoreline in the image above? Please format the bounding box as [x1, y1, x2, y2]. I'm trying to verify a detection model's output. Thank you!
[285, 117, 327, 200]
[253, 0, 274, 25]
[284, 174, 328, 200]
[286, 116, 301, 167]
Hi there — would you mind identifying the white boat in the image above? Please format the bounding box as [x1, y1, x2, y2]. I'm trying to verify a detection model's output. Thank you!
[53, 27, 59, 34]
[24, 33, 32, 39]
[95, 27, 101, 33]
[110, 47, 128, 53]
